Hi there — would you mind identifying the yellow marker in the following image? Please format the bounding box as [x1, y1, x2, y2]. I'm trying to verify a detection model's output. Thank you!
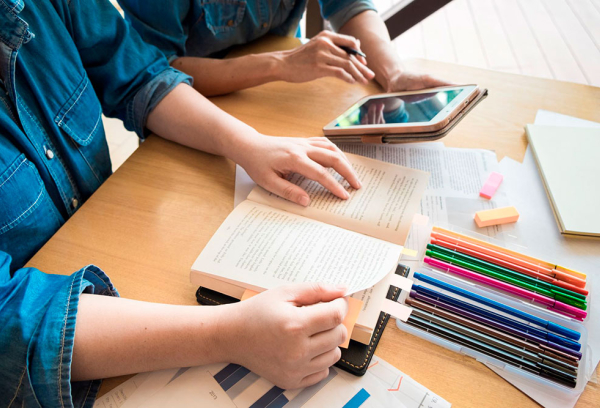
[474, 206, 519, 228]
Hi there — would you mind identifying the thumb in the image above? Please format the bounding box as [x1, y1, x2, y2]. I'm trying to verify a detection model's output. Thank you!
[285, 282, 347, 306]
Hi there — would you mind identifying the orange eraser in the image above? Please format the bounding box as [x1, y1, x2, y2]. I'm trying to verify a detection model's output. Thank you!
[340, 297, 363, 349]
[474, 206, 519, 228]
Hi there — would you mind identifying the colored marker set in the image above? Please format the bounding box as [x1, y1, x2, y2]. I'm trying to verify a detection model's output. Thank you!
[402, 272, 584, 388]
[394, 225, 591, 394]
[424, 227, 589, 321]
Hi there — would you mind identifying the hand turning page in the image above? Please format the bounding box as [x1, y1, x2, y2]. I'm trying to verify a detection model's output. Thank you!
[247, 153, 429, 245]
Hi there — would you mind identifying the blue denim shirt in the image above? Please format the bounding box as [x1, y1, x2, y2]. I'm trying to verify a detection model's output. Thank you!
[118, 0, 377, 61]
[0, 0, 191, 406]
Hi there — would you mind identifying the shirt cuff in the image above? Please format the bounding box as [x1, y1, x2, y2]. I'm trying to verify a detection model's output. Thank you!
[35, 265, 119, 408]
[125, 67, 193, 139]
[328, 1, 378, 32]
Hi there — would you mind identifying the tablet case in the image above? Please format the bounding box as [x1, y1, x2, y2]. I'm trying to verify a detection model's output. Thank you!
[195, 263, 411, 377]
[326, 88, 488, 144]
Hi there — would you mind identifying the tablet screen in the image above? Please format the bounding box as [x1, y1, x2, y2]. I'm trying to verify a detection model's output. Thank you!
[334, 89, 462, 127]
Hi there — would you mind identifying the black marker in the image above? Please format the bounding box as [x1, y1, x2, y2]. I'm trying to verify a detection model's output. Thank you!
[339, 45, 366, 59]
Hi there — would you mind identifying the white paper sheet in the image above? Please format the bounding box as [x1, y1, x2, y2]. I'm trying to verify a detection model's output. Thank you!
[99, 356, 451, 408]
[485, 111, 600, 408]
[93, 373, 150, 408]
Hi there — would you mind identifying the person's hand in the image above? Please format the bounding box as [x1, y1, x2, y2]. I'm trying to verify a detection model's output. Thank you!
[226, 283, 349, 389]
[386, 70, 452, 92]
[360, 101, 385, 124]
[276, 31, 375, 85]
[233, 135, 362, 206]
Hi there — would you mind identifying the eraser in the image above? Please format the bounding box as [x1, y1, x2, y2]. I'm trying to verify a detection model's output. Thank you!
[474, 206, 519, 227]
[479, 172, 503, 199]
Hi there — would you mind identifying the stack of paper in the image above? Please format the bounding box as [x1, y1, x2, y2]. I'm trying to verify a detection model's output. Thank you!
[94, 356, 451, 408]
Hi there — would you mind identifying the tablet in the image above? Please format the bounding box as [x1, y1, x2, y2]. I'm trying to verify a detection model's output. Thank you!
[323, 85, 480, 136]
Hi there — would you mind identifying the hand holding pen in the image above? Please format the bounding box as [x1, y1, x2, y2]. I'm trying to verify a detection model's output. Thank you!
[277, 31, 374, 85]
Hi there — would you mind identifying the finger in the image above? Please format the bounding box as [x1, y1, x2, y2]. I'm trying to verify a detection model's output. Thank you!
[298, 369, 330, 389]
[310, 347, 342, 369]
[322, 66, 355, 84]
[320, 31, 362, 54]
[324, 55, 368, 84]
[263, 175, 311, 206]
[307, 140, 352, 166]
[306, 148, 361, 190]
[349, 55, 375, 80]
[291, 158, 350, 199]
[368, 103, 377, 124]
[310, 324, 347, 355]
[285, 282, 347, 306]
[302, 298, 348, 336]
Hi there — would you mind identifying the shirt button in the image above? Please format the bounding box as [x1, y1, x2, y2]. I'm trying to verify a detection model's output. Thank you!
[262, 22, 268, 29]
[71, 198, 79, 209]
[227, 19, 234, 27]
[45, 149, 54, 160]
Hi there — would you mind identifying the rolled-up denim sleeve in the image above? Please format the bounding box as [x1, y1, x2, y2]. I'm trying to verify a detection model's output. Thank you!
[319, 0, 378, 32]
[118, 0, 192, 63]
[66, 0, 192, 139]
[0, 251, 119, 408]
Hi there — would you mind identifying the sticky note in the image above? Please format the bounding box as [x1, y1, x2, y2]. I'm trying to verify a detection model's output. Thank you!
[475, 206, 519, 227]
[340, 297, 363, 348]
[389, 274, 413, 292]
[480, 172, 503, 199]
[401, 247, 418, 258]
[381, 299, 412, 322]
[241, 289, 259, 301]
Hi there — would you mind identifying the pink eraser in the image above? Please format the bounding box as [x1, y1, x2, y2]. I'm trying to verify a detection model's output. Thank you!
[479, 172, 503, 199]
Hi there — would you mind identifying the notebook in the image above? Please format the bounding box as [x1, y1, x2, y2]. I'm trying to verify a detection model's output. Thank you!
[526, 124, 600, 238]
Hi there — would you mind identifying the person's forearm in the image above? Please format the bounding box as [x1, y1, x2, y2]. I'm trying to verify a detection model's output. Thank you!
[146, 83, 258, 162]
[339, 10, 403, 92]
[71, 294, 237, 380]
[172, 53, 283, 96]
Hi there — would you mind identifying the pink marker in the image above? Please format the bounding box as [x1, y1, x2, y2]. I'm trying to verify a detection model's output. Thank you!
[479, 172, 503, 199]
[424, 256, 587, 320]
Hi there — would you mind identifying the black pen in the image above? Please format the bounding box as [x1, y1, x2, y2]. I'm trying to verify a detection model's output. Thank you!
[339, 45, 366, 59]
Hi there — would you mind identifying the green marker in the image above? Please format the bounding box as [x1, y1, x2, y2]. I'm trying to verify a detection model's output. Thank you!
[425, 247, 587, 310]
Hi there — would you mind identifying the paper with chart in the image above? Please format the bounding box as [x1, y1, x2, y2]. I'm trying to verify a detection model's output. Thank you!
[96, 356, 450, 408]
[248, 152, 429, 245]
[192, 201, 402, 296]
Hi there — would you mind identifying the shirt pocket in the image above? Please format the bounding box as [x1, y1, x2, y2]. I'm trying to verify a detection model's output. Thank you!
[54, 74, 102, 147]
[200, 0, 247, 35]
[0, 154, 63, 270]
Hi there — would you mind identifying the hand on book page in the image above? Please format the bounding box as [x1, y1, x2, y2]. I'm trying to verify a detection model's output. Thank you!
[192, 201, 403, 296]
[235, 136, 361, 206]
[248, 152, 429, 245]
[225, 283, 349, 390]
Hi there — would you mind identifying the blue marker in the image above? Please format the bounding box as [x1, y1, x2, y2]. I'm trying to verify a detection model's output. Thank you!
[414, 272, 581, 341]
[411, 286, 581, 353]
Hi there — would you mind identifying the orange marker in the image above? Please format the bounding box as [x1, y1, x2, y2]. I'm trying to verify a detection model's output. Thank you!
[431, 227, 587, 287]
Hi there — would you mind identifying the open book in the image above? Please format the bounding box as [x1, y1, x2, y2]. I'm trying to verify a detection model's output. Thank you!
[191, 153, 429, 344]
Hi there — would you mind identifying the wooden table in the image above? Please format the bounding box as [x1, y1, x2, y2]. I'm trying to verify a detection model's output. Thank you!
[27, 37, 600, 407]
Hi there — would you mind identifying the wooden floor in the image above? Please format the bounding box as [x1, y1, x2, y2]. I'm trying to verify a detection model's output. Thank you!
[105, 0, 600, 171]
[390, 0, 600, 86]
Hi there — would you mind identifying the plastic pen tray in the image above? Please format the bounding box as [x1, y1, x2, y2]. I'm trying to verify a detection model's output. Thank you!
[396, 267, 593, 399]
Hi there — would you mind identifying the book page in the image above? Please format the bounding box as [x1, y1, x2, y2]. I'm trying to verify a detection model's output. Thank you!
[192, 201, 402, 295]
[247, 153, 429, 245]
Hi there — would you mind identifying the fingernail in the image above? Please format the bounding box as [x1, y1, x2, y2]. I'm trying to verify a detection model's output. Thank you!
[357, 180, 362, 188]
[344, 191, 350, 199]
[299, 196, 310, 206]
[336, 284, 348, 292]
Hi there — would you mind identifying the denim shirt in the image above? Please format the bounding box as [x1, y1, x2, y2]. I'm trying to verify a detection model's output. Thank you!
[118, 0, 377, 61]
[0, 0, 191, 406]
